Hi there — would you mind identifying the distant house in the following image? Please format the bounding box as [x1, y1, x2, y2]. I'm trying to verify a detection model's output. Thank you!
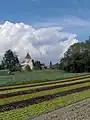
[21, 53, 33, 70]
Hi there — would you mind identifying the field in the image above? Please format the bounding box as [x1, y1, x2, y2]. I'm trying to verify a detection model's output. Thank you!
[0, 70, 78, 86]
[0, 70, 90, 120]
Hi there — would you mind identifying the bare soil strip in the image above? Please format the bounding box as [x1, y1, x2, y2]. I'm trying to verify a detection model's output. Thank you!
[0, 74, 90, 91]
[0, 85, 90, 112]
[0, 80, 90, 99]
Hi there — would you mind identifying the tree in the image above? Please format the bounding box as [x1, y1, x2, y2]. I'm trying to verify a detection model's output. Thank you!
[52, 63, 60, 70]
[49, 61, 53, 69]
[32, 59, 35, 66]
[34, 61, 42, 70]
[2, 49, 21, 72]
[60, 36, 90, 73]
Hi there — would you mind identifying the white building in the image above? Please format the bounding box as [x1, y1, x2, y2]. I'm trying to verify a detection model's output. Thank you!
[21, 53, 33, 70]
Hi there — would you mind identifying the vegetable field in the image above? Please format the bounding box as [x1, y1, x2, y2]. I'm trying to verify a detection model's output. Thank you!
[0, 72, 90, 120]
[0, 70, 79, 86]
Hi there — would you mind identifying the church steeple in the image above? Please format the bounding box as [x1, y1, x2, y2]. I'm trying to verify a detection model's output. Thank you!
[25, 53, 31, 59]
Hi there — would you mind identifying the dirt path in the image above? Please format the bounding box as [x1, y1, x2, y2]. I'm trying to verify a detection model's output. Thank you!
[33, 98, 90, 120]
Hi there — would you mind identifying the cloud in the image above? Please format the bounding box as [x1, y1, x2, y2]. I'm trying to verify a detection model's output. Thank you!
[0, 21, 78, 64]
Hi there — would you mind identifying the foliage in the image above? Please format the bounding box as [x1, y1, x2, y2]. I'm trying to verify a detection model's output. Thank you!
[0, 70, 77, 86]
[60, 37, 90, 73]
[32, 59, 35, 66]
[49, 61, 53, 69]
[0, 72, 89, 120]
[34, 61, 42, 70]
[0, 81, 90, 105]
[2, 49, 21, 72]
[1, 76, 89, 94]
[52, 63, 60, 69]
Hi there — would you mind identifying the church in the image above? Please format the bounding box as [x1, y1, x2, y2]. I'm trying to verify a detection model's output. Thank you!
[21, 53, 33, 70]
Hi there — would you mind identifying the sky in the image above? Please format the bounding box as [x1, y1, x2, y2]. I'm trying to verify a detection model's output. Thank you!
[0, 0, 90, 64]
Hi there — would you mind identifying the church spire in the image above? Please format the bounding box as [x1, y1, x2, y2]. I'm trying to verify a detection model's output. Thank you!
[25, 53, 31, 59]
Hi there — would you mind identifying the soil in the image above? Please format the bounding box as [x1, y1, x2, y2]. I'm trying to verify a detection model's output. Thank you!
[33, 98, 90, 120]
[0, 80, 90, 99]
[0, 86, 90, 112]
[0, 73, 90, 91]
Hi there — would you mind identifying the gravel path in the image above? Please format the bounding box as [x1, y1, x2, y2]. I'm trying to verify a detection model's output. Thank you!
[33, 98, 90, 120]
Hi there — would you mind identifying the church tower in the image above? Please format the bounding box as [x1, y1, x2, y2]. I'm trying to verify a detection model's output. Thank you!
[21, 53, 33, 70]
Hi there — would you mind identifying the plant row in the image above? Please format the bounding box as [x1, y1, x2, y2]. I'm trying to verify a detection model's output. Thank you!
[0, 90, 90, 120]
[0, 85, 90, 112]
[1, 77, 90, 95]
[0, 79, 90, 99]
[0, 82, 90, 105]
[0, 73, 90, 91]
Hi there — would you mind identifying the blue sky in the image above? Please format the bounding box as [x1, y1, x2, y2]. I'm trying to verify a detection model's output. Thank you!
[0, 0, 90, 41]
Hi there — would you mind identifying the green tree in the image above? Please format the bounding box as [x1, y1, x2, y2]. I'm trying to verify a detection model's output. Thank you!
[32, 59, 35, 66]
[51, 63, 60, 69]
[60, 36, 90, 73]
[34, 61, 42, 70]
[49, 61, 53, 69]
[2, 49, 21, 72]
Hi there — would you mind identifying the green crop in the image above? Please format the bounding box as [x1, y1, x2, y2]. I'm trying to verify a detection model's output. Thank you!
[0, 82, 90, 105]
[0, 78, 90, 94]
[0, 90, 90, 120]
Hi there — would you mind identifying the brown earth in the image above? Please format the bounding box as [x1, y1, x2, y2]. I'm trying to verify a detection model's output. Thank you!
[0, 73, 90, 91]
[0, 80, 90, 99]
[0, 86, 90, 112]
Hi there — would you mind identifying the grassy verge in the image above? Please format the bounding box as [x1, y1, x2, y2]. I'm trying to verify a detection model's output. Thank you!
[0, 90, 90, 120]
[0, 78, 90, 95]
[0, 82, 90, 105]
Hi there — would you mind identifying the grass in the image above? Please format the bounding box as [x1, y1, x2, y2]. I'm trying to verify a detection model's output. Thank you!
[0, 90, 90, 120]
[0, 82, 90, 105]
[0, 70, 79, 86]
[0, 78, 90, 94]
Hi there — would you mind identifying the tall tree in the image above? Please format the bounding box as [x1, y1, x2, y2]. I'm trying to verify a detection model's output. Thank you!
[49, 61, 53, 69]
[34, 61, 42, 70]
[2, 49, 20, 72]
[60, 36, 90, 73]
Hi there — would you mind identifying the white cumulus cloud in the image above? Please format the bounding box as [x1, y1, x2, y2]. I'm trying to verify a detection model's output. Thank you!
[0, 21, 78, 64]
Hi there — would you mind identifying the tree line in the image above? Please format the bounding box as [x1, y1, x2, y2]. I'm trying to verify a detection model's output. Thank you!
[60, 37, 90, 73]
[0, 49, 60, 73]
[1, 36, 89, 73]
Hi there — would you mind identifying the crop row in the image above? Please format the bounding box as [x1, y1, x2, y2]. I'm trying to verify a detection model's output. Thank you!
[0, 82, 90, 105]
[0, 74, 90, 92]
[0, 85, 90, 112]
[0, 79, 90, 99]
[0, 90, 90, 120]
[1, 78, 90, 95]
[0, 73, 89, 91]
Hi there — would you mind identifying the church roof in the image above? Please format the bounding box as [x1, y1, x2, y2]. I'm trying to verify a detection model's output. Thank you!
[25, 53, 31, 59]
